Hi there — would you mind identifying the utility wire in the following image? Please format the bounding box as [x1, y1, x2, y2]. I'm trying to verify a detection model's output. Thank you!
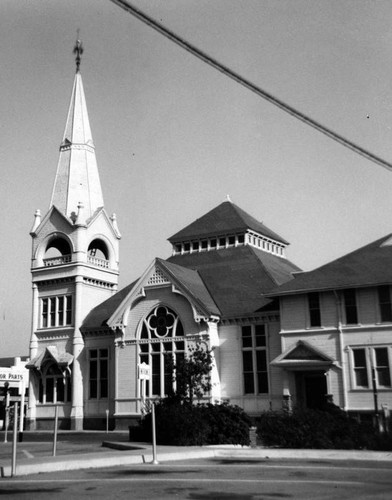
[110, 0, 392, 173]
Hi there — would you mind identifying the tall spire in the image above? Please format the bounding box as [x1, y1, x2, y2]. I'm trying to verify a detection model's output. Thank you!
[50, 41, 104, 222]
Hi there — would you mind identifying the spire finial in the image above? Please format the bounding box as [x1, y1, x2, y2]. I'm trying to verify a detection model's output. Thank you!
[73, 32, 83, 72]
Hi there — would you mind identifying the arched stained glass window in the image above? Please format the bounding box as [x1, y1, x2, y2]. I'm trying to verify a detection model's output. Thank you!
[139, 306, 185, 397]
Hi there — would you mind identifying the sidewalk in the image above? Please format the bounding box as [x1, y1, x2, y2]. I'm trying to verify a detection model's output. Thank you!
[1, 432, 392, 478]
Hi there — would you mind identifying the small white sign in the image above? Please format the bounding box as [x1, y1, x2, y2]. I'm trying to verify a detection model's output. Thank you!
[138, 363, 151, 380]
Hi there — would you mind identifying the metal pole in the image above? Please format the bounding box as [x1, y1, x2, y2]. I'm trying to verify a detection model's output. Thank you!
[371, 367, 380, 430]
[4, 391, 10, 443]
[11, 403, 18, 477]
[106, 409, 109, 434]
[52, 405, 59, 457]
[151, 402, 158, 465]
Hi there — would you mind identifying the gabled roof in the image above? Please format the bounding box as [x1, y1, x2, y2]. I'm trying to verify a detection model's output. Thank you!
[26, 346, 73, 371]
[168, 245, 300, 318]
[82, 258, 221, 330]
[168, 201, 289, 245]
[158, 259, 220, 317]
[270, 340, 336, 369]
[269, 233, 392, 296]
[82, 280, 137, 329]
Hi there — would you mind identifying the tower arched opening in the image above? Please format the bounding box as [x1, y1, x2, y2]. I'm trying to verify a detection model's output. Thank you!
[88, 239, 109, 268]
[43, 237, 72, 266]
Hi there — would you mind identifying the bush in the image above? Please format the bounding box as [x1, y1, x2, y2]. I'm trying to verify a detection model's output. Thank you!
[256, 406, 392, 450]
[140, 400, 251, 446]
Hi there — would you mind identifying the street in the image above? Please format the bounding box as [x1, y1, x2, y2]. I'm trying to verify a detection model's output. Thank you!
[1, 457, 391, 499]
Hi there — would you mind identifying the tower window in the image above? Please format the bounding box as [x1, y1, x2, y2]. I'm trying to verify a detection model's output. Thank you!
[41, 295, 73, 328]
[38, 362, 72, 404]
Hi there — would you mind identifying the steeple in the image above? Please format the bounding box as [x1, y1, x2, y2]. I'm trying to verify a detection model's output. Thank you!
[50, 40, 104, 222]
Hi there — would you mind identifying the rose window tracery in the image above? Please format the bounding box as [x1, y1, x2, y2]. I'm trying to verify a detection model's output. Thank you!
[147, 306, 175, 337]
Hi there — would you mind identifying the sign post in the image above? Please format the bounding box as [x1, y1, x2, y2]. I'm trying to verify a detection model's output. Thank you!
[11, 402, 18, 477]
[138, 363, 151, 415]
[3, 382, 10, 443]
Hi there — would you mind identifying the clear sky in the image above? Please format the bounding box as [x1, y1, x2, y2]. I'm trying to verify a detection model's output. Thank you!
[2, 0, 392, 357]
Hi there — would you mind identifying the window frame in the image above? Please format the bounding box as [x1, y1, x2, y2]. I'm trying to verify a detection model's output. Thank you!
[342, 289, 358, 325]
[308, 292, 321, 328]
[88, 348, 109, 400]
[350, 346, 392, 390]
[40, 295, 73, 328]
[138, 306, 186, 398]
[241, 324, 269, 395]
[378, 285, 392, 323]
[38, 362, 72, 404]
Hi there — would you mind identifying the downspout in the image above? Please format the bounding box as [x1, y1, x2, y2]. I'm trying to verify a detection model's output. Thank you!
[333, 291, 348, 411]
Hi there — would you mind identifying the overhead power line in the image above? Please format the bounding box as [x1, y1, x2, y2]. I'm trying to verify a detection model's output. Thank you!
[110, 0, 392, 173]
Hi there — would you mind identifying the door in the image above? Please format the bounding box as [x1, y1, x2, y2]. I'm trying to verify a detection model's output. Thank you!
[296, 371, 328, 410]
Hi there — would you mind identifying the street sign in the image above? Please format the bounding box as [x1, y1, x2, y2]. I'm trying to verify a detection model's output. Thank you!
[138, 363, 151, 380]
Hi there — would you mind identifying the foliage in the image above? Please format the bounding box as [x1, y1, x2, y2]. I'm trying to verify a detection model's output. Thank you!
[167, 342, 213, 404]
[140, 400, 251, 446]
[257, 406, 392, 450]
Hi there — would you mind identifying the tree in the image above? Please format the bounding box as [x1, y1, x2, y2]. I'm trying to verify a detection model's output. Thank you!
[167, 342, 213, 404]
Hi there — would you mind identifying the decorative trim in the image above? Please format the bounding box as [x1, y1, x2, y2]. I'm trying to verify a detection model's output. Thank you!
[115, 333, 209, 348]
[36, 278, 75, 287]
[220, 313, 279, 326]
[83, 328, 114, 338]
[60, 143, 95, 154]
[35, 331, 72, 341]
[146, 267, 170, 287]
[83, 277, 116, 289]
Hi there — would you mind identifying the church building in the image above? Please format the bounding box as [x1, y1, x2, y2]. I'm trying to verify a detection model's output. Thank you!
[25, 46, 300, 430]
[27, 45, 392, 431]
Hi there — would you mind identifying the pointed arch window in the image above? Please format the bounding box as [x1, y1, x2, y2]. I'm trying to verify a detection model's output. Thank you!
[138, 306, 185, 397]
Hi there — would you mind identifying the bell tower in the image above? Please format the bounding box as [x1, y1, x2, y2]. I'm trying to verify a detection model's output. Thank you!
[27, 41, 121, 430]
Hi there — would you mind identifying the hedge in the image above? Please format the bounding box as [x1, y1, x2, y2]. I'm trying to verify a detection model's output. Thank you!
[257, 406, 392, 450]
[140, 400, 251, 446]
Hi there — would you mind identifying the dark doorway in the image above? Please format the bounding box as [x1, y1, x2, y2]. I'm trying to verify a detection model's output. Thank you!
[296, 371, 327, 410]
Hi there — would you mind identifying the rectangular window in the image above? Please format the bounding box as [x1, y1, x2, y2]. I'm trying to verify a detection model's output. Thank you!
[40, 295, 73, 328]
[308, 292, 321, 327]
[353, 348, 368, 387]
[351, 347, 392, 389]
[242, 325, 268, 395]
[374, 348, 391, 387]
[343, 289, 358, 325]
[89, 348, 109, 399]
[378, 286, 392, 322]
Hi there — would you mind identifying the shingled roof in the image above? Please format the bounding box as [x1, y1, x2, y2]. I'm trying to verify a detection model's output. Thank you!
[269, 233, 392, 296]
[168, 246, 300, 318]
[82, 201, 299, 328]
[168, 201, 289, 245]
[82, 280, 137, 329]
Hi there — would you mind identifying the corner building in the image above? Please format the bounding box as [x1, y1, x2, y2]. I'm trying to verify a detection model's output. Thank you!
[26, 62, 299, 430]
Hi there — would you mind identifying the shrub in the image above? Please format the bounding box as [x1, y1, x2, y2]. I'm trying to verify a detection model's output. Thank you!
[256, 407, 392, 450]
[140, 400, 251, 446]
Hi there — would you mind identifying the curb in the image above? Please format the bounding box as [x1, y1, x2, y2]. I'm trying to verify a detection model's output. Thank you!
[1, 447, 392, 478]
[0, 449, 216, 478]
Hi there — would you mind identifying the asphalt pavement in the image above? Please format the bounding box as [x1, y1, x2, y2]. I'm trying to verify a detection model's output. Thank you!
[0, 430, 391, 478]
